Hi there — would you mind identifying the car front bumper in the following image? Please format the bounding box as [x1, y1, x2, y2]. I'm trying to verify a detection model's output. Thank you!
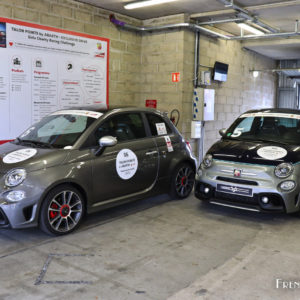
[0, 193, 40, 229]
[0, 174, 46, 229]
[195, 159, 300, 214]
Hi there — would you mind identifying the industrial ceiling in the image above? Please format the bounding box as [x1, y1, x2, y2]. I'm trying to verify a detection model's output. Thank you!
[76, 0, 300, 60]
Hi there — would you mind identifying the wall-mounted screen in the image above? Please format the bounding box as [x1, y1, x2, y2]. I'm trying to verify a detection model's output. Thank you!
[213, 61, 229, 82]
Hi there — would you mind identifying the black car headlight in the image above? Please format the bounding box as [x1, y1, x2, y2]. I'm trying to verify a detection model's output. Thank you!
[274, 163, 293, 178]
[202, 154, 213, 168]
[5, 169, 27, 187]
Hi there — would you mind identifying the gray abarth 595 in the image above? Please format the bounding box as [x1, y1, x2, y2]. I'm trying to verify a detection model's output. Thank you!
[0, 107, 196, 235]
[195, 108, 300, 214]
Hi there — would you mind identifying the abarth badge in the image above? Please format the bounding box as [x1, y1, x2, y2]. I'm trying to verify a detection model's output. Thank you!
[234, 169, 242, 177]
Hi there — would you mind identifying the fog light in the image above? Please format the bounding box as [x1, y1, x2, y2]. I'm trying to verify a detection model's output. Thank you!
[204, 187, 210, 194]
[280, 180, 296, 191]
[261, 196, 269, 204]
[6, 190, 25, 202]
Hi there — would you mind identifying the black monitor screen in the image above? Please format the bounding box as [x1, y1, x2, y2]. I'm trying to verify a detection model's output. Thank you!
[213, 61, 228, 82]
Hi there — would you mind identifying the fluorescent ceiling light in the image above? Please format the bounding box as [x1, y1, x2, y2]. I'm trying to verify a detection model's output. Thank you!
[124, 0, 177, 10]
[238, 23, 264, 35]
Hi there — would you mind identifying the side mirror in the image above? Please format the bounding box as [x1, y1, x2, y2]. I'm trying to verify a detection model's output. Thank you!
[219, 128, 227, 137]
[99, 136, 117, 147]
[95, 136, 117, 156]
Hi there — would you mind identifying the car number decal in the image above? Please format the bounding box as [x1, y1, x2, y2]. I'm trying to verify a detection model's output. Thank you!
[231, 127, 244, 137]
[257, 146, 287, 160]
[3, 148, 37, 164]
[116, 149, 138, 180]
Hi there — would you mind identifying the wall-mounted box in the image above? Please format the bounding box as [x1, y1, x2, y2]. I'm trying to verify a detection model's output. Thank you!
[191, 121, 201, 139]
[199, 71, 211, 85]
[193, 88, 215, 121]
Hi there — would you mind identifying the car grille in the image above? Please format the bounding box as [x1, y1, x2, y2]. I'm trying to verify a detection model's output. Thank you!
[196, 182, 285, 212]
[216, 176, 258, 186]
[214, 191, 259, 205]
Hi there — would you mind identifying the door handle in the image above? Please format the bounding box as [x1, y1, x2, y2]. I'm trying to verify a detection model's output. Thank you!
[145, 150, 158, 156]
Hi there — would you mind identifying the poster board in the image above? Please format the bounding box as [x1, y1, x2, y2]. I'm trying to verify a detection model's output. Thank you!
[0, 17, 109, 140]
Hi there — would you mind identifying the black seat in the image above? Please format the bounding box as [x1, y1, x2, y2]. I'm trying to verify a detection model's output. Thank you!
[260, 118, 280, 136]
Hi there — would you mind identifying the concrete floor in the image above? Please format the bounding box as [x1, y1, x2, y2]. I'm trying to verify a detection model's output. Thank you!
[0, 194, 300, 300]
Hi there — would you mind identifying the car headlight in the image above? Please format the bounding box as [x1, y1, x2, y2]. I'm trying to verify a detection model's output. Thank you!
[202, 154, 213, 168]
[274, 163, 293, 178]
[5, 169, 27, 187]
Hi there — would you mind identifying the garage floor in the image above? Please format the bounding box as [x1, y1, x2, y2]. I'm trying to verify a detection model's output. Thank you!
[0, 194, 299, 300]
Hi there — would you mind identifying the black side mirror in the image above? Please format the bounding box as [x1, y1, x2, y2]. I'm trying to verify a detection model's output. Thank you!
[95, 136, 117, 156]
[219, 128, 227, 137]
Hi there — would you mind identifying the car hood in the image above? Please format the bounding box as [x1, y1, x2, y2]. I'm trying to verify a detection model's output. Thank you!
[0, 142, 69, 174]
[208, 139, 300, 166]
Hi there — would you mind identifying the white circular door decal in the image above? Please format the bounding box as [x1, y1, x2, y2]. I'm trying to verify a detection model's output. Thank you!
[3, 148, 37, 164]
[116, 149, 138, 180]
[257, 146, 287, 160]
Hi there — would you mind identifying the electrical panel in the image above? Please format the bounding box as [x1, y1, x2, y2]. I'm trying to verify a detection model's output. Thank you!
[193, 88, 215, 121]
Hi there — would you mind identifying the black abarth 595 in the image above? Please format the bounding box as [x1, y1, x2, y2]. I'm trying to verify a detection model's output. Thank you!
[195, 108, 300, 214]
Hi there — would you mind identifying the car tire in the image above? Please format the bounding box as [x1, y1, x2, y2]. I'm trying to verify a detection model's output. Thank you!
[169, 162, 195, 199]
[39, 185, 85, 236]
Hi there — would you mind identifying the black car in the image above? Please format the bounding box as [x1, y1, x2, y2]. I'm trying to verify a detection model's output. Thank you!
[195, 108, 300, 214]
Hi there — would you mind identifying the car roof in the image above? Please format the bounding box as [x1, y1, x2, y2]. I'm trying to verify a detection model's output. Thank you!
[245, 108, 300, 115]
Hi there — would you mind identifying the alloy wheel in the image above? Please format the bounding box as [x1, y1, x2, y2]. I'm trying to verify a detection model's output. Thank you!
[175, 166, 194, 198]
[47, 190, 83, 233]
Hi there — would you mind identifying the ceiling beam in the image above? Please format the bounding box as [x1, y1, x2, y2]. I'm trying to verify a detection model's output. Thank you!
[191, 0, 300, 19]
[246, 0, 300, 11]
[191, 10, 235, 18]
[241, 37, 300, 47]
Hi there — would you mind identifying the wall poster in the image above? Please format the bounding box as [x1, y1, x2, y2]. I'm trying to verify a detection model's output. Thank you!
[0, 17, 109, 140]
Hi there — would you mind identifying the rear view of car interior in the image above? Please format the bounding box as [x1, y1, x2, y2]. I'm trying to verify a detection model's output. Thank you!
[1, 0, 300, 299]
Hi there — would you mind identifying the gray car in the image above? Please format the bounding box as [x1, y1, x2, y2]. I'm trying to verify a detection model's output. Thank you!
[195, 108, 300, 214]
[0, 107, 196, 235]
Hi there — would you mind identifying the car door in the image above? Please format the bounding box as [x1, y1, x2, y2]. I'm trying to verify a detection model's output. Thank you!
[91, 112, 159, 203]
[145, 113, 180, 180]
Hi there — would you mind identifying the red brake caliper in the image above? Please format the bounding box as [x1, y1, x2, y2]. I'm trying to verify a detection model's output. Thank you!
[50, 203, 58, 219]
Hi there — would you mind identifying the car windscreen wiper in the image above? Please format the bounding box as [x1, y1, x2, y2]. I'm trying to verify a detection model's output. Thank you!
[253, 138, 289, 146]
[19, 139, 55, 148]
[224, 136, 289, 145]
[223, 136, 249, 142]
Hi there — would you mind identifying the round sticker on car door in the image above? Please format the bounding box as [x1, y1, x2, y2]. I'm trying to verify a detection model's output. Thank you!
[257, 146, 287, 160]
[3, 148, 37, 164]
[116, 149, 138, 180]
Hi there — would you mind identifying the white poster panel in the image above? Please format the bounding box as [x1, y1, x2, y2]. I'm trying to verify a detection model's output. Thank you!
[0, 17, 109, 140]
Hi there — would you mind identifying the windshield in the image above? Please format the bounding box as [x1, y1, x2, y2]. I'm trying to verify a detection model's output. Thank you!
[225, 113, 300, 145]
[16, 113, 97, 148]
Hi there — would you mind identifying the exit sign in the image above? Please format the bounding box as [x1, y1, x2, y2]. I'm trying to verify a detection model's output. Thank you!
[172, 72, 180, 82]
